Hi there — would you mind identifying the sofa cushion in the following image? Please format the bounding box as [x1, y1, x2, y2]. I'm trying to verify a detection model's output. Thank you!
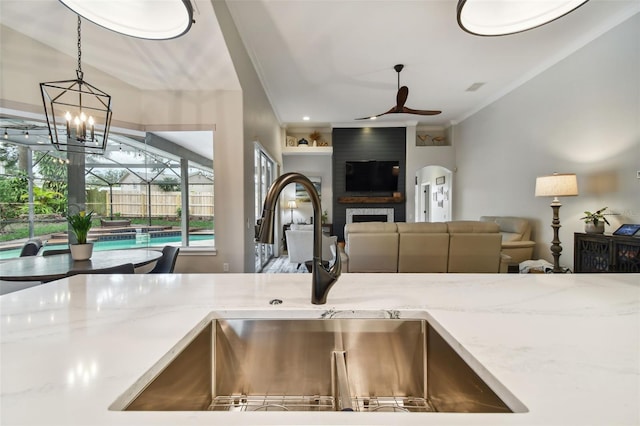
[397, 222, 449, 273]
[344, 222, 399, 272]
[446, 221, 500, 234]
[447, 221, 502, 273]
[396, 222, 448, 233]
[346, 233, 399, 273]
[345, 222, 398, 234]
[448, 233, 502, 273]
[501, 232, 522, 242]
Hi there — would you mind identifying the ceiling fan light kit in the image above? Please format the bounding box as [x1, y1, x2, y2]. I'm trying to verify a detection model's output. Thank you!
[58, 0, 194, 40]
[457, 0, 591, 36]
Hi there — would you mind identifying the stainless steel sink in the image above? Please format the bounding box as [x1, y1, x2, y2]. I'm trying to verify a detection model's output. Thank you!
[111, 313, 525, 413]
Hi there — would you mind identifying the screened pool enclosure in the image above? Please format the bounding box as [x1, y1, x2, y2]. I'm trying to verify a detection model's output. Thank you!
[0, 116, 214, 258]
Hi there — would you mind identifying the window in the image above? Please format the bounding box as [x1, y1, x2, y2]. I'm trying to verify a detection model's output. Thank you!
[0, 117, 214, 259]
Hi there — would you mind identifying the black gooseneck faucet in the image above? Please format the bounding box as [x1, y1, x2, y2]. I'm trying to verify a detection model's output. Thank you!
[255, 172, 341, 304]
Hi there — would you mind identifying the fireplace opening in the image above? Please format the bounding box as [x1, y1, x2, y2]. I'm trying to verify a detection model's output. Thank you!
[352, 215, 388, 223]
[346, 208, 394, 224]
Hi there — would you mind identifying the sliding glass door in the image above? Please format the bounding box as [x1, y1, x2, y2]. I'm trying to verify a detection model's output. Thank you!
[254, 144, 276, 271]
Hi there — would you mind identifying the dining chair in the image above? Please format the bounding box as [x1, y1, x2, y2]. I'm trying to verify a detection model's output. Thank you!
[42, 248, 71, 256]
[69, 263, 136, 276]
[0, 280, 44, 295]
[148, 246, 180, 273]
[19, 239, 43, 257]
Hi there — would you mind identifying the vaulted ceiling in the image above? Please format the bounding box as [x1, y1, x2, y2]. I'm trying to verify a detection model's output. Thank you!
[1, 0, 638, 132]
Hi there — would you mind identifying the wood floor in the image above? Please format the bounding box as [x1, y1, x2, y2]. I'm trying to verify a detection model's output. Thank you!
[261, 255, 309, 273]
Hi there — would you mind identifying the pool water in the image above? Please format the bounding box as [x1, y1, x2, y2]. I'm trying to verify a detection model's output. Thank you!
[0, 234, 214, 260]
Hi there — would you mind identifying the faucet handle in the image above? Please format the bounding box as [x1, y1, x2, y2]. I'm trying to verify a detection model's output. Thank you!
[329, 240, 342, 278]
[254, 218, 263, 241]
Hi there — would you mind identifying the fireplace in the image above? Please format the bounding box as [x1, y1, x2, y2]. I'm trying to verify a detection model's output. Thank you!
[346, 208, 394, 224]
[353, 214, 388, 223]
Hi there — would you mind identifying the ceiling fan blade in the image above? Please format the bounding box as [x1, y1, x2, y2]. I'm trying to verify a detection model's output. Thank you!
[395, 86, 409, 111]
[402, 106, 442, 116]
[355, 106, 396, 120]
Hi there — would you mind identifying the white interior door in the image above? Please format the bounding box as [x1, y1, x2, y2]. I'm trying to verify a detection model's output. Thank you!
[421, 183, 430, 222]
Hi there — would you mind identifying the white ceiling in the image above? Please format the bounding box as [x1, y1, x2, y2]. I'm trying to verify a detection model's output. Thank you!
[0, 0, 239, 92]
[225, 0, 639, 127]
[1, 0, 639, 135]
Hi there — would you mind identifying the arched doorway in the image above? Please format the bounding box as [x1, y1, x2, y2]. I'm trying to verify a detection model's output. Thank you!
[415, 165, 452, 222]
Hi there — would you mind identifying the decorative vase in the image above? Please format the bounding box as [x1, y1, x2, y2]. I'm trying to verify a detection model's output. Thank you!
[70, 243, 94, 261]
[585, 222, 605, 234]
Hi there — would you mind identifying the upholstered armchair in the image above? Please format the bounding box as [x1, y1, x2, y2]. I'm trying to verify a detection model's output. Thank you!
[285, 224, 337, 270]
[480, 216, 536, 270]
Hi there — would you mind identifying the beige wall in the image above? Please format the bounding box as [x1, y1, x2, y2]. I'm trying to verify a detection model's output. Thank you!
[0, 25, 143, 125]
[451, 13, 640, 269]
[212, 0, 283, 272]
[405, 125, 456, 222]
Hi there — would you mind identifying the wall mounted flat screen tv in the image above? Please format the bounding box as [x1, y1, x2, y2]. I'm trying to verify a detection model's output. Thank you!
[345, 160, 400, 192]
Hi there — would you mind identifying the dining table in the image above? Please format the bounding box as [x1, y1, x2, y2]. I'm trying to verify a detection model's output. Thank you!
[0, 249, 162, 282]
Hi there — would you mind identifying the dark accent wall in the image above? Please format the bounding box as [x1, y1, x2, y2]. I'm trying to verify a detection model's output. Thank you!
[332, 127, 406, 241]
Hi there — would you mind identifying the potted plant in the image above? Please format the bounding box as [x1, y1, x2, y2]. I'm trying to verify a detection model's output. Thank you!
[68, 210, 94, 260]
[309, 130, 322, 146]
[321, 209, 328, 225]
[580, 207, 610, 234]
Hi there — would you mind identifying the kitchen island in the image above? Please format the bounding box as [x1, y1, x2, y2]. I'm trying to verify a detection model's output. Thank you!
[1, 273, 638, 425]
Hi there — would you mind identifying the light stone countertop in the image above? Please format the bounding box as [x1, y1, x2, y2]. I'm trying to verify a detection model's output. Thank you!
[1, 272, 638, 425]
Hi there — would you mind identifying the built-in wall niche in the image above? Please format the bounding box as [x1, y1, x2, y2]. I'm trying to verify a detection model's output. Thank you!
[284, 127, 332, 148]
[416, 127, 448, 146]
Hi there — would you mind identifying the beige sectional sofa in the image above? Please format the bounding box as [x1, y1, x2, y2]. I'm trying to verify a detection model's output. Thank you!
[340, 221, 506, 273]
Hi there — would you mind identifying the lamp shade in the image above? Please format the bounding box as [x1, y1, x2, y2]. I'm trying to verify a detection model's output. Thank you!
[535, 173, 578, 197]
[457, 0, 590, 36]
[287, 200, 298, 209]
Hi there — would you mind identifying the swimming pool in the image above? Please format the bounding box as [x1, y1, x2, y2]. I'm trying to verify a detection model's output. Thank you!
[0, 234, 214, 260]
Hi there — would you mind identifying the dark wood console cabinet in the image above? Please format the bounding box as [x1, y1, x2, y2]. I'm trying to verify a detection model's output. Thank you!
[574, 233, 640, 273]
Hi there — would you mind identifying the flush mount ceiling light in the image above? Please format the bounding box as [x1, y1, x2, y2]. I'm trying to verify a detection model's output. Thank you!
[457, 0, 590, 36]
[58, 0, 194, 40]
[40, 16, 112, 155]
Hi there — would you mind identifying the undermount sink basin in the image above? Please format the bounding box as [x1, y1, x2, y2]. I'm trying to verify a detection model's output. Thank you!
[111, 311, 525, 413]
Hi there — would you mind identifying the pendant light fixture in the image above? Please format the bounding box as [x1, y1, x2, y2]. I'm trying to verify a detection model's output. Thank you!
[58, 0, 194, 40]
[40, 16, 112, 155]
[457, 0, 590, 36]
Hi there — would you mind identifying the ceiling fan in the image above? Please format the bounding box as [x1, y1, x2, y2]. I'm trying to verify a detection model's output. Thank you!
[356, 64, 441, 120]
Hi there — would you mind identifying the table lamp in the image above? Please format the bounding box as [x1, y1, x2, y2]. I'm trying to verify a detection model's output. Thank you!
[535, 173, 578, 273]
[287, 200, 298, 224]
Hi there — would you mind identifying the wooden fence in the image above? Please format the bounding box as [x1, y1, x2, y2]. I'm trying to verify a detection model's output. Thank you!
[90, 191, 214, 218]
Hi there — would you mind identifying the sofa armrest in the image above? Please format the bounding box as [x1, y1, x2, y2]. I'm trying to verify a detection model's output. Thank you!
[502, 240, 535, 249]
[499, 253, 513, 273]
[338, 245, 350, 272]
